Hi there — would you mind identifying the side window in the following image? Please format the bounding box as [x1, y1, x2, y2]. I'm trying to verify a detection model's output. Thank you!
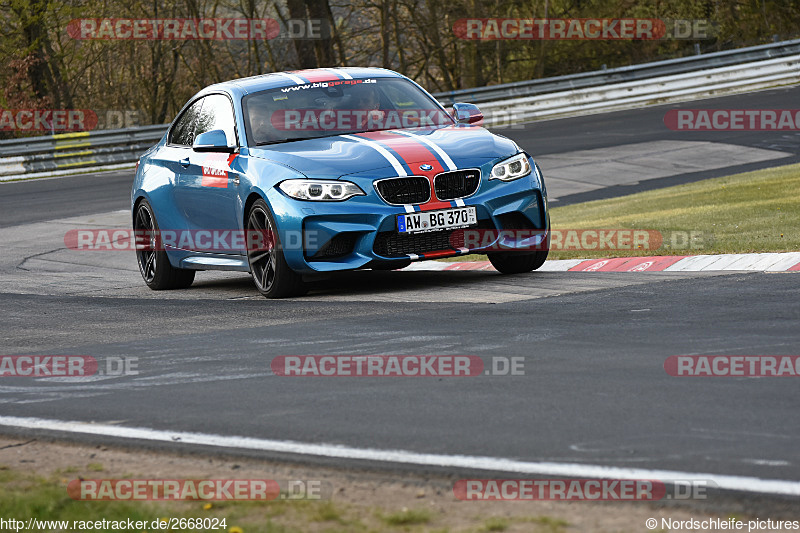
[194, 94, 237, 146]
[169, 99, 203, 146]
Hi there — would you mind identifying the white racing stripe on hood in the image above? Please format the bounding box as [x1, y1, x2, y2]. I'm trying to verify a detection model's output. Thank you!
[394, 130, 457, 171]
[341, 135, 408, 177]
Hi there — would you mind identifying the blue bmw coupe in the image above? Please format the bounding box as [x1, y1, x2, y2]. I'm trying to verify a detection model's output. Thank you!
[132, 67, 549, 298]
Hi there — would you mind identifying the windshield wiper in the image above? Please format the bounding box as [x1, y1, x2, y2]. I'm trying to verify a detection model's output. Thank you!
[253, 124, 447, 147]
[254, 133, 352, 146]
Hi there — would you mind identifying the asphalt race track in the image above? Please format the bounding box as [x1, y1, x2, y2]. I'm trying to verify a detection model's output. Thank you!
[1, 85, 799, 500]
[1, 271, 800, 483]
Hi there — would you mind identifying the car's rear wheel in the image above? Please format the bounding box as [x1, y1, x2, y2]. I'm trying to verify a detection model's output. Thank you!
[134, 200, 195, 290]
[246, 199, 306, 299]
[487, 226, 550, 274]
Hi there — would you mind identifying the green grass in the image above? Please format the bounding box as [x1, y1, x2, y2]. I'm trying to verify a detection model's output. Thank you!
[0, 468, 505, 533]
[0, 470, 249, 533]
[523, 516, 569, 533]
[381, 507, 434, 526]
[482, 516, 510, 531]
[0, 468, 358, 533]
[440, 163, 800, 261]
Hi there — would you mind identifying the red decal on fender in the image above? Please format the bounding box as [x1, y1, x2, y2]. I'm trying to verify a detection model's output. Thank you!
[201, 153, 229, 188]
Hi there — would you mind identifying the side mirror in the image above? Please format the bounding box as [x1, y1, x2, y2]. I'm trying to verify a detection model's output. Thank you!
[193, 129, 235, 153]
[451, 103, 483, 125]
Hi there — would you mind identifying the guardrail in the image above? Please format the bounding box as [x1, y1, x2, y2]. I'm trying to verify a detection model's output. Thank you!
[1, 38, 799, 180]
[477, 52, 800, 126]
[0, 125, 166, 178]
[432, 38, 800, 104]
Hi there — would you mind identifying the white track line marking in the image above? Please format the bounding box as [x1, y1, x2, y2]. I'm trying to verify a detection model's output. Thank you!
[0, 416, 798, 496]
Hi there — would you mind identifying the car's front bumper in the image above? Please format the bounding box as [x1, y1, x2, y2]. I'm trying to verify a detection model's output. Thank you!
[266, 165, 549, 274]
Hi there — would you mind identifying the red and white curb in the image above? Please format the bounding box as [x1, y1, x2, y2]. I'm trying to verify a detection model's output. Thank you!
[401, 252, 800, 273]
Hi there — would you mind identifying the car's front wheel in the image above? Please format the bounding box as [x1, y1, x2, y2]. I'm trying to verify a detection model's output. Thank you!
[246, 199, 306, 299]
[488, 249, 548, 274]
[134, 200, 195, 290]
[487, 227, 550, 274]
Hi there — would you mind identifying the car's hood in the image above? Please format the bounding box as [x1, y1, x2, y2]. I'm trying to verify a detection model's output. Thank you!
[247, 126, 520, 178]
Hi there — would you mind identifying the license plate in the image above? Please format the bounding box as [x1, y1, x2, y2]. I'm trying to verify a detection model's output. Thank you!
[397, 206, 477, 234]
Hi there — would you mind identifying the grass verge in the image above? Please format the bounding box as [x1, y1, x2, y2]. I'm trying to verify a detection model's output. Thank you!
[441, 163, 800, 262]
[0, 464, 572, 533]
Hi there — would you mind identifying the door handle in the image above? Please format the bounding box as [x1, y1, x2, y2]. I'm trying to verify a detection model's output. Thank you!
[179, 157, 190, 168]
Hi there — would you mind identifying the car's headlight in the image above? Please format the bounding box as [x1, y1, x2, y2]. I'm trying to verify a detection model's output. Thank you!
[278, 180, 365, 201]
[489, 153, 531, 182]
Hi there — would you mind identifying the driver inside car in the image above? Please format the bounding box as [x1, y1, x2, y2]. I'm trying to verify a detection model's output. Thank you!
[347, 85, 386, 130]
[249, 102, 281, 144]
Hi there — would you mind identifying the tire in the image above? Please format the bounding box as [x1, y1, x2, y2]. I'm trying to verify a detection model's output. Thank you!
[487, 226, 550, 274]
[246, 199, 306, 298]
[488, 249, 548, 274]
[134, 200, 195, 290]
[370, 260, 411, 271]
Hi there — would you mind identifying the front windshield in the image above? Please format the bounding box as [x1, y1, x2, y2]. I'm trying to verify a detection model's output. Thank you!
[243, 77, 454, 146]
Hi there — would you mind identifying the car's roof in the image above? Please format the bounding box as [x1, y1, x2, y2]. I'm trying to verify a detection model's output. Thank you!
[205, 67, 406, 96]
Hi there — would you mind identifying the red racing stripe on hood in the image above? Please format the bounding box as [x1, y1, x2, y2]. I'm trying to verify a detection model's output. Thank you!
[355, 131, 451, 211]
